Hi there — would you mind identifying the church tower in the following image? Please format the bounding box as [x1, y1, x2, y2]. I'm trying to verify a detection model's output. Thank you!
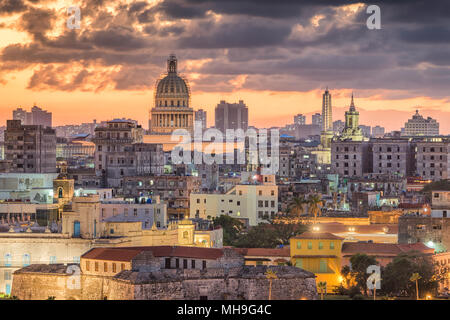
[340, 93, 364, 141]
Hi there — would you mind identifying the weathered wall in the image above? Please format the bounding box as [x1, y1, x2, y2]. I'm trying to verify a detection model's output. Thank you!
[12, 265, 317, 300]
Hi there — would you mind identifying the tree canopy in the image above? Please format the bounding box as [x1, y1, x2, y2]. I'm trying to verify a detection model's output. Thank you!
[381, 251, 437, 297]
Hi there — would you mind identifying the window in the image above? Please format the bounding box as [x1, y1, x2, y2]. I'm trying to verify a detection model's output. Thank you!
[50, 256, 57, 264]
[330, 242, 335, 249]
[165, 258, 171, 269]
[319, 259, 327, 273]
[73, 256, 80, 264]
[22, 254, 31, 267]
[297, 241, 301, 249]
[176, 259, 180, 269]
[307, 242, 312, 250]
[112, 263, 117, 273]
[183, 259, 188, 269]
[4, 271, 11, 281]
[202, 260, 206, 270]
[86, 261, 90, 271]
[121, 263, 125, 271]
[134, 208, 138, 216]
[192, 260, 196, 268]
[95, 262, 99, 271]
[318, 242, 323, 250]
[295, 259, 303, 269]
[104, 262, 108, 272]
[258, 190, 262, 196]
[4, 254, 12, 267]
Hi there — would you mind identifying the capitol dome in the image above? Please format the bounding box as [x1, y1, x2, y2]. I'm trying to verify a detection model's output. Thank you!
[154, 54, 190, 108]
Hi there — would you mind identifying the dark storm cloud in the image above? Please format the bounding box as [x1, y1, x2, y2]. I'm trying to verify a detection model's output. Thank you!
[178, 20, 291, 48]
[0, 0, 27, 15]
[0, 0, 450, 96]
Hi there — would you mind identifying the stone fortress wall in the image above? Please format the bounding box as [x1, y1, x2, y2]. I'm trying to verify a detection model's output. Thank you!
[12, 264, 317, 300]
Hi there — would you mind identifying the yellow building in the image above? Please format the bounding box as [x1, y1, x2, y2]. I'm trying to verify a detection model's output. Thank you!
[290, 232, 344, 291]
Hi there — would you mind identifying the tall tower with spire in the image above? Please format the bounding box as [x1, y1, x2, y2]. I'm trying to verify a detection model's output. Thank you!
[340, 93, 364, 141]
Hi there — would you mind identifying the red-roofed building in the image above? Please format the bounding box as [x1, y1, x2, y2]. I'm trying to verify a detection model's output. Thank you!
[80, 246, 242, 276]
[233, 247, 290, 266]
[342, 242, 433, 267]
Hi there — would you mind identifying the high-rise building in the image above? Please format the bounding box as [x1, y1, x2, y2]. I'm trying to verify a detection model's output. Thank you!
[321, 89, 332, 132]
[294, 114, 306, 126]
[4, 120, 56, 173]
[149, 54, 194, 134]
[360, 125, 371, 138]
[312, 113, 322, 127]
[372, 126, 385, 138]
[320, 89, 333, 149]
[402, 110, 439, 136]
[12, 106, 52, 127]
[195, 109, 207, 129]
[215, 100, 248, 133]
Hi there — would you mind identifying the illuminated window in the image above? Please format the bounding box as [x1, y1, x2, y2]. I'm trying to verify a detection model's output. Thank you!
[318, 242, 323, 250]
[330, 242, 335, 249]
[297, 241, 301, 249]
[307, 242, 312, 250]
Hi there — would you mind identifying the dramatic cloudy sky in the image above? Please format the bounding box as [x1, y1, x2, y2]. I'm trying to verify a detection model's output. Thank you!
[0, 0, 449, 132]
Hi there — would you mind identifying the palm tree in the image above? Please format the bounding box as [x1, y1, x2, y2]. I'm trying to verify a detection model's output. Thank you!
[317, 282, 327, 300]
[265, 269, 278, 300]
[290, 196, 307, 220]
[308, 194, 323, 224]
[410, 273, 422, 300]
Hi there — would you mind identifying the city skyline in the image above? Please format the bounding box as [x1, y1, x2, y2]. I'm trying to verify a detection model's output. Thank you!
[0, 1, 449, 132]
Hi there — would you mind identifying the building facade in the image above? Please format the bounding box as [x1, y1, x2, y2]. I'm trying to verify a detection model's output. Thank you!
[416, 138, 450, 181]
[402, 110, 439, 136]
[215, 100, 249, 133]
[4, 120, 56, 173]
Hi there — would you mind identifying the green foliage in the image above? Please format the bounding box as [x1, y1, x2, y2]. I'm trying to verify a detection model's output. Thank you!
[346, 253, 379, 295]
[213, 215, 307, 248]
[212, 215, 244, 246]
[235, 222, 307, 248]
[381, 251, 437, 298]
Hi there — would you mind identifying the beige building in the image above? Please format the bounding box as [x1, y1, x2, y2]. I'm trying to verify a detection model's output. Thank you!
[190, 174, 278, 226]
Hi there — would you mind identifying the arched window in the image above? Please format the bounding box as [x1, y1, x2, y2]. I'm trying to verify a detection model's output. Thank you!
[58, 187, 63, 198]
[183, 231, 188, 239]
[23, 254, 30, 267]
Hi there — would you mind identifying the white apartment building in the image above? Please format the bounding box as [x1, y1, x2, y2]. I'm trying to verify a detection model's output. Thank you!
[190, 174, 278, 226]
